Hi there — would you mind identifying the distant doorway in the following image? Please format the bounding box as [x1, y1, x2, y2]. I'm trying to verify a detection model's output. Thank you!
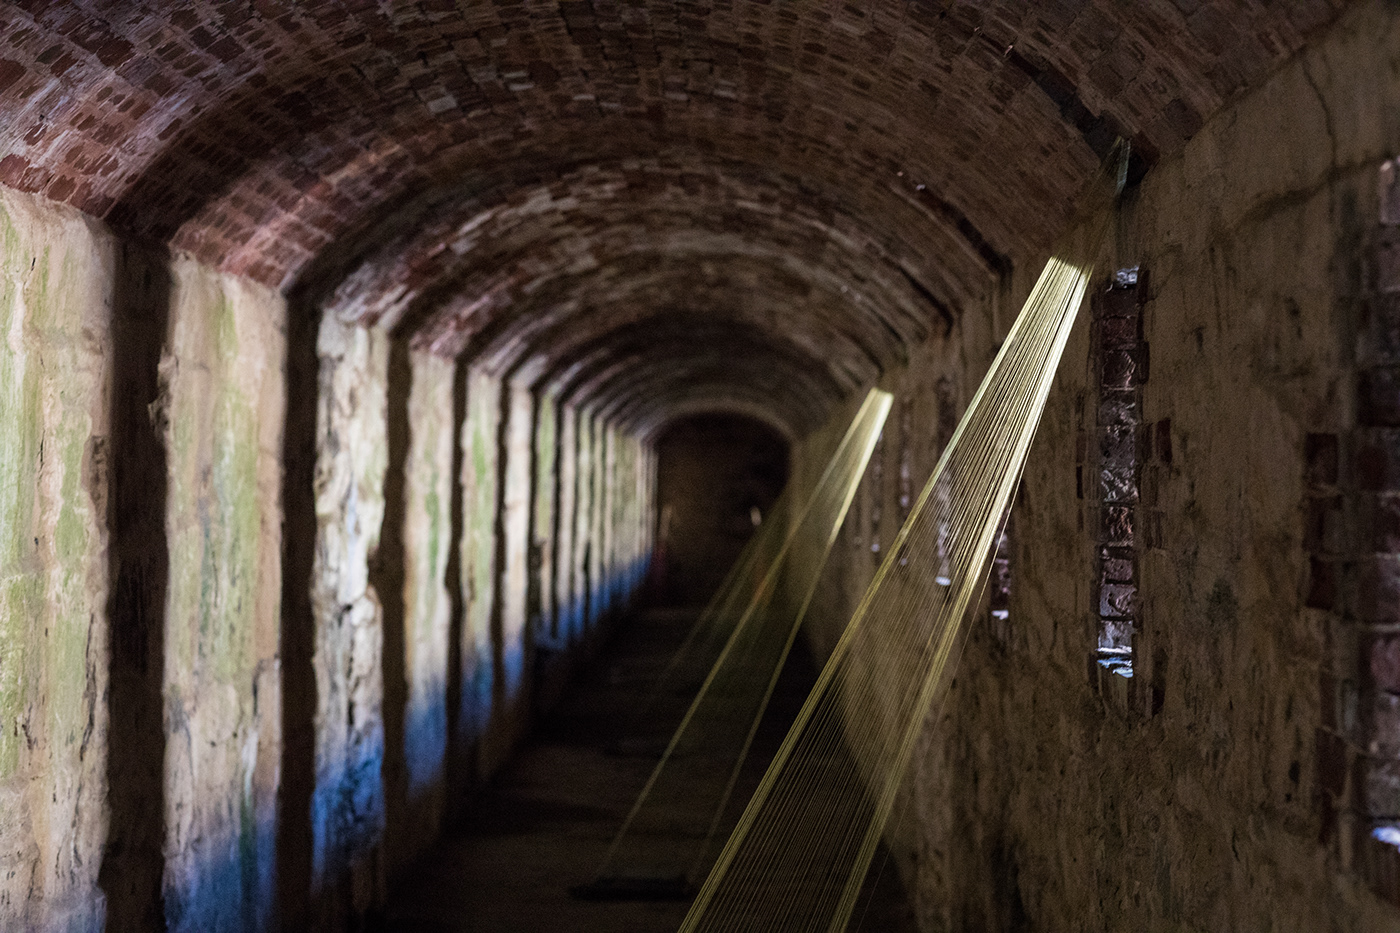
[653, 414, 789, 607]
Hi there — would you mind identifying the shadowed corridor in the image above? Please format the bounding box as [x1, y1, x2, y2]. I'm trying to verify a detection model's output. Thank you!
[374, 605, 918, 933]
[4, 2, 1400, 931]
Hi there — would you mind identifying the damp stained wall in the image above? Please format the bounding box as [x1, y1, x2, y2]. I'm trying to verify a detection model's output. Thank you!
[554, 404, 580, 641]
[0, 186, 111, 933]
[0, 172, 659, 933]
[458, 364, 499, 768]
[396, 350, 454, 865]
[572, 412, 597, 639]
[532, 393, 557, 642]
[160, 258, 286, 933]
[309, 314, 389, 928]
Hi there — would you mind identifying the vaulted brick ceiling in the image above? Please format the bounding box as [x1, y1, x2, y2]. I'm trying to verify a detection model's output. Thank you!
[0, 0, 1345, 433]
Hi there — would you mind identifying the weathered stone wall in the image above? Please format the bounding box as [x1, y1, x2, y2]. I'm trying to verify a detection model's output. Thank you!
[458, 364, 500, 772]
[554, 404, 581, 642]
[794, 3, 1400, 930]
[0, 186, 111, 933]
[160, 259, 286, 933]
[532, 393, 558, 643]
[308, 314, 390, 929]
[585, 414, 606, 628]
[0, 185, 659, 932]
[393, 350, 455, 871]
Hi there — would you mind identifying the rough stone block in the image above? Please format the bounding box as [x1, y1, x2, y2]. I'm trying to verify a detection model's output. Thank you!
[1101, 348, 1145, 388]
[1102, 553, 1134, 583]
[1099, 284, 1142, 319]
[1100, 313, 1139, 348]
[1099, 426, 1138, 502]
[1098, 616, 1134, 652]
[1097, 389, 1137, 426]
[1102, 504, 1134, 547]
[1099, 582, 1137, 618]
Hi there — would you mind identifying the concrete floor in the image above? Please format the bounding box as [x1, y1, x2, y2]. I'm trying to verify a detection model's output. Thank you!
[375, 605, 919, 933]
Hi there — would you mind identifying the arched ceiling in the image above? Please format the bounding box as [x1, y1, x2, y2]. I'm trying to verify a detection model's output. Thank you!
[0, 0, 1346, 435]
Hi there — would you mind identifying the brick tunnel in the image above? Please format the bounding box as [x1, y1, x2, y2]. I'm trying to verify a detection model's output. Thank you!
[2, 1, 1400, 930]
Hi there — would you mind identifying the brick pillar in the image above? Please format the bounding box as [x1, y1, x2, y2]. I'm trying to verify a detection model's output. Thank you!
[1315, 159, 1400, 903]
[1084, 268, 1167, 715]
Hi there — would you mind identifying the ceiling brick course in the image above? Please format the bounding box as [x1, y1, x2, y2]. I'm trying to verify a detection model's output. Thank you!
[0, 0, 1348, 430]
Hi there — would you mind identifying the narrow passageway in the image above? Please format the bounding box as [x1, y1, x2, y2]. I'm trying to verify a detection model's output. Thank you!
[8, 3, 1400, 931]
[374, 603, 919, 933]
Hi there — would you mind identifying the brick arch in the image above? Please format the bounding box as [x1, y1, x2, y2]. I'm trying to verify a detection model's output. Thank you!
[0, 0, 1346, 428]
[312, 155, 986, 336]
[542, 314, 846, 436]
[416, 244, 922, 369]
[470, 254, 896, 391]
[1, 0, 1337, 278]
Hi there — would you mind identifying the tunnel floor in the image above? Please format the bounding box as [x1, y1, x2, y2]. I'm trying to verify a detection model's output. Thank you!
[374, 604, 920, 932]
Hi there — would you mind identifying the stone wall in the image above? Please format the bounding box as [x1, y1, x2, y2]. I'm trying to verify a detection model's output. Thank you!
[161, 259, 286, 933]
[0, 182, 656, 933]
[0, 186, 111, 933]
[307, 315, 390, 929]
[793, 3, 1400, 930]
[395, 350, 454, 869]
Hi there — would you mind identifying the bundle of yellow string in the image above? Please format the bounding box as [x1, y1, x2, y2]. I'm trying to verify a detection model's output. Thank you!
[679, 145, 1127, 933]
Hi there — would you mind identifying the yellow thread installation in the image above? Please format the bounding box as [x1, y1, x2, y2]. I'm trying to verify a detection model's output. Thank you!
[679, 183, 1117, 932]
[585, 389, 892, 896]
[609, 482, 800, 761]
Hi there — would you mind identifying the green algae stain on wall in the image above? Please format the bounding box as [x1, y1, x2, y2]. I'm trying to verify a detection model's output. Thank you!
[0, 199, 107, 782]
[400, 351, 454, 825]
[460, 367, 500, 739]
[0, 210, 41, 779]
[165, 283, 266, 688]
[0, 188, 112, 933]
[161, 263, 284, 933]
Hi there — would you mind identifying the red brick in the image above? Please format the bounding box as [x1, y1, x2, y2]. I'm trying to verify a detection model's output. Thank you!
[1360, 755, 1400, 817]
[0, 0, 1340, 429]
[1381, 228, 1400, 295]
[1350, 555, 1400, 623]
[1366, 636, 1400, 694]
[1382, 160, 1400, 227]
[0, 59, 25, 94]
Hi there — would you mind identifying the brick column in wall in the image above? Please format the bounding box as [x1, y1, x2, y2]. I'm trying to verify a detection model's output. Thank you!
[1320, 159, 1400, 904]
[1084, 269, 1166, 716]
